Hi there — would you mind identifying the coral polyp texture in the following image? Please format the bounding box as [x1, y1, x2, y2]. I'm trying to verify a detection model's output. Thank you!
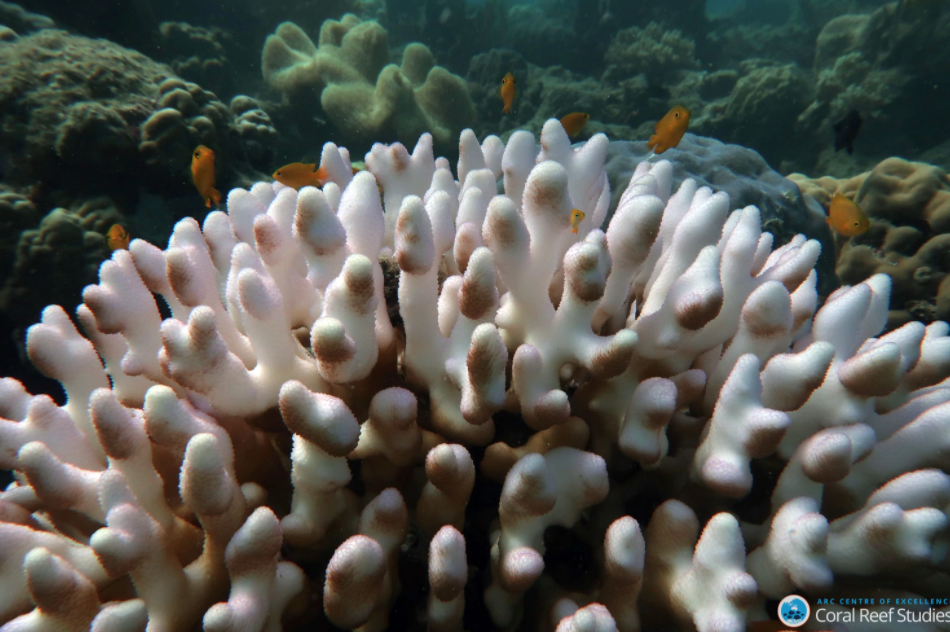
[1, 121, 949, 632]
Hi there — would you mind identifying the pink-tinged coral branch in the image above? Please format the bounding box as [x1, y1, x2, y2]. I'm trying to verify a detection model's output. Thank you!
[397, 195, 504, 443]
[203, 507, 305, 632]
[428, 525, 466, 632]
[90, 600, 147, 632]
[417, 444, 475, 534]
[691, 354, 791, 497]
[324, 535, 387, 631]
[0, 548, 100, 632]
[90, 433, 248, 632]
[311, 255, 378, 383]
[642, 501, 757, 632]
[366, 133, 435, 250]
[599, 517, 645, 632]
[555, 603, 619, 632]
[278, 380, 359, 548]
[746, 497, 831, 597]
[486, 448, 609, 627]
[25, 306, 111, 463]
[82, 250, 170, 390]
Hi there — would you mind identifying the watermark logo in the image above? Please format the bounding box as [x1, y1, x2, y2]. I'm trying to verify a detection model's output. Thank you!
[778, 595, 811, 628]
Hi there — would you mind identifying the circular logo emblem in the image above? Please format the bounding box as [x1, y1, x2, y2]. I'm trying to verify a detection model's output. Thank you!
[778, 595, 810, 628]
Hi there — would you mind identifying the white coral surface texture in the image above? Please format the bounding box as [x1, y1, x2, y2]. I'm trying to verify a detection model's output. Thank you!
[0, 121, 949, 632]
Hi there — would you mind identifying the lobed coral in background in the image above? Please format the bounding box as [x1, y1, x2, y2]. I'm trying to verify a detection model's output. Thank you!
[0, 122, 948, 632]
[791, 157, 950, 328]
[140, 77, 277, 181]
[262, 13, 474, 155]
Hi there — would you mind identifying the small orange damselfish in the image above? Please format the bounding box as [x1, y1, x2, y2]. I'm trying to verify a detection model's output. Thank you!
[501, 72, 516, 115]
[191, 145, 222, 208]
[273, 162, 326, 190]
[107, 224, 130, 251]
[570, 209, 586, 234]
[647, 105, 691, 154]
[560, 112, 590, 138]
[826, 192, 870, 237]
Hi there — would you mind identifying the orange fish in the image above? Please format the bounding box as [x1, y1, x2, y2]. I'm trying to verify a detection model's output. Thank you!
[570, 209, 585, 234]
[191, 145, 221, 208]
[273, 162, 327, 190]
[500, 72, 516, 115]
[560, 113, 590, 138]
[107, 224, 130, 251]
[647, 106, 691, 155]
[826, 193, 870, 236]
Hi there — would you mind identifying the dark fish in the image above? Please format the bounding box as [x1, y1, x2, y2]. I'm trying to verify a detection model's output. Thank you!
[833, 110, 862, 155]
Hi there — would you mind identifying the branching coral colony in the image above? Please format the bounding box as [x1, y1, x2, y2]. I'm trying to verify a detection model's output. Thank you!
[1, 120, 949, 632]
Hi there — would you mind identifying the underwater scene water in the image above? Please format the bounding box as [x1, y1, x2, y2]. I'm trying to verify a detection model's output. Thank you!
[0, 0, 949, 630]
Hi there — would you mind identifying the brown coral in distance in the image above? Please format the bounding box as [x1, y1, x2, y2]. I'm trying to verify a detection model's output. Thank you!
[0, 186, 42, 283]
[0, 29, 274, 202]
[0, 198, 123, 330]
[604, 22, 699, 82]
[0, 30, 168, 190]
[790, 157, 950, 327]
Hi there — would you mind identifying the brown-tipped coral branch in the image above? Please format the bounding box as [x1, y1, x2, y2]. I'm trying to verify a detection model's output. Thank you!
[0, 122, 949, 632]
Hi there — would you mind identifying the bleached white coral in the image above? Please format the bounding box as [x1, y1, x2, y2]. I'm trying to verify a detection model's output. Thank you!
[0, 122, 948, 632]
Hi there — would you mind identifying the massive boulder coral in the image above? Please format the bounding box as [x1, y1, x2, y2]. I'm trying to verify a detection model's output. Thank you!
[0, 29, 276, 200]
[0, 122, 948, 632]
[791, 157, 950, 327]
[0, 29, 165, 191]
[261, 14, 475, 153]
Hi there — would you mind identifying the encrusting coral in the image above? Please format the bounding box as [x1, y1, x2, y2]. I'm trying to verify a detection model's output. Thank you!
[791, 157, 950, 327]
[261, 14, 475, 153]
[0, 120, 949, 632]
